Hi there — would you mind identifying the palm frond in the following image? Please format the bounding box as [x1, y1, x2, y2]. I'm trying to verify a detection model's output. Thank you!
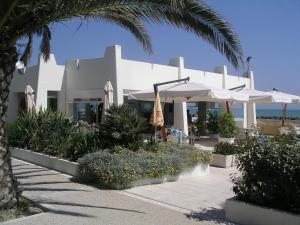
[39, 26, 51, 61]
[2, 0, 244, 68]
[20, 33, 32, 66]
[91, 12, 152, 54]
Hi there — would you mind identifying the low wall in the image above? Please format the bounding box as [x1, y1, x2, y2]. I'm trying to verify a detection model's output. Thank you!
[211, 154, 235, 168]
[225, 197, 300, 225]
[10, 148, 79, 177]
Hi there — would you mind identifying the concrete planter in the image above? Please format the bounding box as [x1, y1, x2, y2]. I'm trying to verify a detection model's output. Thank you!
[127, 163, 209, 189]
[209, 133, 219, 139]
[10, 148, 79, 177]
[211, 154, 235, 168]
[11, 148, 209, 189]
[225, 197, 300, 225]
[218, 137, 235, 144]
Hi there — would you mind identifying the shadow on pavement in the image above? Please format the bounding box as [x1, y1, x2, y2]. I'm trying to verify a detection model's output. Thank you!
[48, 209, 95, 218]
[22, 187, 90, 192]
[14, 168, 49, 175]
[40, 199, 145, 214]
[186, 208, 235, 224]
[16, 173, 61, 179]
[21, 181, 74, 186]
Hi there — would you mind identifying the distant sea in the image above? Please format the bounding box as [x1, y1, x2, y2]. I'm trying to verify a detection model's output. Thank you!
[233, 108, 300, 119]
[187, 107, 300, 119]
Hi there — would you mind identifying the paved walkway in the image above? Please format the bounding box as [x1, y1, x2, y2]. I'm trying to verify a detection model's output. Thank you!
[4, 158, 236, 225]
[122, 166, 237, 221]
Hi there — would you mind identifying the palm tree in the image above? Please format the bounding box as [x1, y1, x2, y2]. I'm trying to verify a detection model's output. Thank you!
[0, 0, 243, 209]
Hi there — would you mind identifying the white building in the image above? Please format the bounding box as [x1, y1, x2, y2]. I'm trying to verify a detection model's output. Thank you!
[7, 45, 256, 135]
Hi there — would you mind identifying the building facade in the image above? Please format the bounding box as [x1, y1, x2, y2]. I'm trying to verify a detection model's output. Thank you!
[7, 45, 256, 135]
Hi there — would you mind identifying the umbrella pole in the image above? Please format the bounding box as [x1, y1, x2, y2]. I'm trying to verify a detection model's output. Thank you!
[153, 85, 158, 142]
[226, 101, 231, 113]
[281, 103, 288, 127]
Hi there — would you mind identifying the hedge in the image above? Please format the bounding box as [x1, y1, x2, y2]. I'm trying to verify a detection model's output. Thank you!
[78, 143, 212, 189]
[232, 133, 300, 214]
[214, 142, 240, 155]
[7, 110, 100, 161]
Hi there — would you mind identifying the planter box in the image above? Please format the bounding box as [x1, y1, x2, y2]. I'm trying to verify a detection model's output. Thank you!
[125, 163, 209, 189]
[211, 154, 235, 168]
[218, 137, 235, 144]
[11, 148, 209, 189]
[10, 148, 79, 177]
[209, 133, 219, 139]
[225, 197, 300, 225]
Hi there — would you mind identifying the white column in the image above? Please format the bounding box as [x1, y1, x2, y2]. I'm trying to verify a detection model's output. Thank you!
[104, 45, 123, 105]
[215, 65, 228, 112]
[169, 57, 188, 136]
[246, 71, 257, 128]
[243, 103, 248, 129]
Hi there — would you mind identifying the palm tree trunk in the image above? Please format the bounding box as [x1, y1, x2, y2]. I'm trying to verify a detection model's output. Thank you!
[0, 43, 19, 209]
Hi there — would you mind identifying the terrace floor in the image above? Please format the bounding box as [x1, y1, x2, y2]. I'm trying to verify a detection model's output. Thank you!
[121, 166, 237, 223]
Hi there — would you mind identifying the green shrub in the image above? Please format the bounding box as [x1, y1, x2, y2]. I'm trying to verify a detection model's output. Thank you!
[232, 133, 300, 214]
[78, 143, 212, 189]
[217, 112, 237, 138]
[99, 104, 147, 150]
[207, 110, 219, 134]
[214, 142, 239, 155]
[7, 110, 100, 161]
[6, 123, 22, 147]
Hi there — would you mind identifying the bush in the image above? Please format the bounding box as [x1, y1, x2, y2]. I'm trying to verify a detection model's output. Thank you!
[78, 143, 212, 189]
[207, 110, 219, 134]
[214, 142, 239, 155]
[232, 133, 300, 214]
[99, 104, 147, 150]
[218, 112, 237, 138]
[7, 110, 99, 161]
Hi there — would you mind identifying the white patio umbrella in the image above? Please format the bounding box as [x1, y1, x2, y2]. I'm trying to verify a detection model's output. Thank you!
[25, 85, 35, 111]
[267, 91, 300, 104]
[237, 88, 300, 126]
[236, 89, 292, 103]
[129, 82, 249, 103]
[103, 81, 114, 112]
[268, 91, 300, 126]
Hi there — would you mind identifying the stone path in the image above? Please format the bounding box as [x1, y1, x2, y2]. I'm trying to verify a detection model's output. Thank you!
[4, 158, 237, 225]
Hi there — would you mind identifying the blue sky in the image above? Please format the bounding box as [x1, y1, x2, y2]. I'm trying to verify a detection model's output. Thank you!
[28, 0, 300, 109]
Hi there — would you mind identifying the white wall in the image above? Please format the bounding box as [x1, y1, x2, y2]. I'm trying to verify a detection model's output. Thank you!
[7, 45, 253, 129]
[7, 54, 64, 122]
[8, 65, 40, 122]
[62, 46, 119, 116]
[119, 59, 178, 91]
[35, 54, 64, 110]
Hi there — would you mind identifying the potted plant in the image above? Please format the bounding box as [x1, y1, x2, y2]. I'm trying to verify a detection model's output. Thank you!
[211, 142, 238, 168]
[207, 110, 219, 139]
[217, 112, 237, 144]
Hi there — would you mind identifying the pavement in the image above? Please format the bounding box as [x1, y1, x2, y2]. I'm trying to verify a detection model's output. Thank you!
[2, 158, 237, 225]
[122, 166, 237, 220]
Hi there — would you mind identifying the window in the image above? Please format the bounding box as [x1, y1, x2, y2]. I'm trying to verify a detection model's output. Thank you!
[47, 91, 58, 111]
[73, 98, 102, 124]
[124, 98, 174, 126]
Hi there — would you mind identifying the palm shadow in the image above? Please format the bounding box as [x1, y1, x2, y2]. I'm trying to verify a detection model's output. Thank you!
[39, 199, 145, 214]
[14, 168, 49, 175]
[16, 173, 61, 179]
